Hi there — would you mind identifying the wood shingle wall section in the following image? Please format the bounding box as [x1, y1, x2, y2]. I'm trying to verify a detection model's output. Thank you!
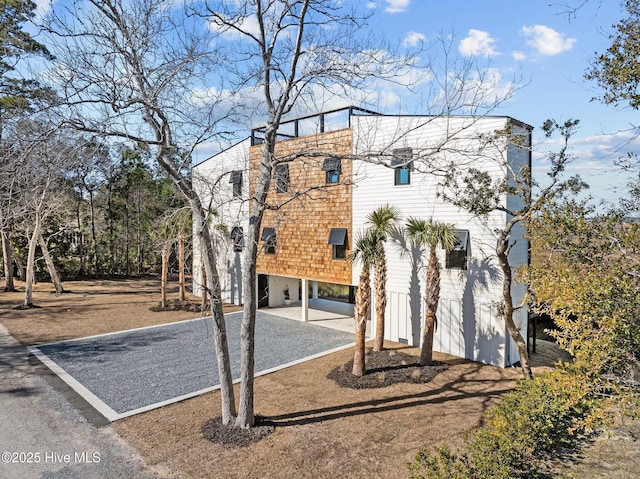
[250, 129, 354, 285]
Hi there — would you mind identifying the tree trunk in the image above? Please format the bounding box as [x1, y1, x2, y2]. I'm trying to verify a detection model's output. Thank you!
[24, 213, 41, 307]
[178, 233, 186, 303]
[420, 247, 441, 366]
[236, 141, 275, 429]
[14, 255, 25, 281]
[496, 231, 533, 379]
[1, 229, 15, 292]
[373, 245, 387, 352]
[38, 233, 64, 294]
[156, 149, 237, 425]
[352, 267, 371, 377]
[161, 242, 169, 308]
[200, 263, 207, 312]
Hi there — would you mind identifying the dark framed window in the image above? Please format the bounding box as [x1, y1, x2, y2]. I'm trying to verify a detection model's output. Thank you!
[322, 157, 341, 184]
[446, 230, 469, 270]
[230, 226, 243, 252]
[261, 227, 276, 255]
[274, 164, 290, 193]
[328, 228, 348, 260]
[229, 170, 243, 198]
[391, 148, 413, 185]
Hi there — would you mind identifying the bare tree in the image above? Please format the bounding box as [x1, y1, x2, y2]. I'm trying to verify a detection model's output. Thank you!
[12, 120, 76, 307]
[44, 0, 240, 424]
[439, 119, 586, 379]
[38, 232, 64, 294]
[199, 0, 421, 428]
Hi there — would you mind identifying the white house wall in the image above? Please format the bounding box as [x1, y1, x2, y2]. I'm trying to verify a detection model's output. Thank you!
[192, 138, 250, 306]
[351, 115, 529, 367]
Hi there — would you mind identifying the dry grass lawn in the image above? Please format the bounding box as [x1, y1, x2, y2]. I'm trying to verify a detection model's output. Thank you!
[2, 278, 630, 479]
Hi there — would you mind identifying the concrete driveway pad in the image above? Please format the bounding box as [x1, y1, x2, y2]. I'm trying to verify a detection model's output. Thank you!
[29, 311, 355, 421]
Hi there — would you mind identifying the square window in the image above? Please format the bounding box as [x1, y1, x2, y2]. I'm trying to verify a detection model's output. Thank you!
[328, 228, 348, 260]
[326, 170, 340, 184]
[394, 167, 410, 185]
[446, 230, 469, 270]
[322, 157, 342, 185]
[275, 164, 290, 193]
[333, 243, 347, 260]
[391, 148, 413, 186]
[230, 226, 243, 252]
[261, 227, 276, 255]
[229, 170, 243, 198]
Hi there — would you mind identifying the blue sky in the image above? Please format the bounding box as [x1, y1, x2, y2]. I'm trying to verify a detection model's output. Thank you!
[31, 0, 636, 206]
[364, 0, 637, 205]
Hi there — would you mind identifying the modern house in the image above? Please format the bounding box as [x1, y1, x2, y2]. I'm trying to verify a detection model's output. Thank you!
[193, 106, 532, 368]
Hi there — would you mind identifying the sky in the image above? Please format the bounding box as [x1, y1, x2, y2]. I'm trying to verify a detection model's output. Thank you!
[362, 0, 638, 206]
[30, 0, 637, 207]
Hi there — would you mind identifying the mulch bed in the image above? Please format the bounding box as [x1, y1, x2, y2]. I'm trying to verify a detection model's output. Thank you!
[202, 416, 275, 447]
[150, 299, 207, 313]
[327, 349, 449, 389]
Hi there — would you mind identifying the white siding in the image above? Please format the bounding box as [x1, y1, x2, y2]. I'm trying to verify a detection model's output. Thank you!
[351, 115, 527, 367]
[192, 139, 250, 305]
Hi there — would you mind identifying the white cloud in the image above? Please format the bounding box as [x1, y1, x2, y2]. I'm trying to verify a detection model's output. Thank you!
[385, 0, 411, 14]
[521, 25, 576, 56]
[459, 29, 498, 57]
[366, 1, 378, 8]
[208, 14, 261, 39]
[403, 31, 426, 47]
[33, 0, 55, 20]
[512, 51, 526, 61]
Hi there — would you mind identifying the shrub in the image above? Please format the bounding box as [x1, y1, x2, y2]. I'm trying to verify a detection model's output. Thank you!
[407, 368, 596, 479]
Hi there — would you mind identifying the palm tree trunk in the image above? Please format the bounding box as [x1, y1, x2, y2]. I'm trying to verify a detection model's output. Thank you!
[352, 268, 371, 377]
[373, 245, 387, 352]
[420, 247, 441, 366]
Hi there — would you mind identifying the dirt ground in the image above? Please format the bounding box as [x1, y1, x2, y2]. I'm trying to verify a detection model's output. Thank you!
[0, 278, 636, 479]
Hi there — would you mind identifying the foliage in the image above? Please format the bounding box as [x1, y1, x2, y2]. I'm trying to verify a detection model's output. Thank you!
[407, 368, 598, 479]
[523, 199, 640, 394]
[437, 119, 587, 379]
[0, 0, 55, 118]
[586, 0, 640, 109]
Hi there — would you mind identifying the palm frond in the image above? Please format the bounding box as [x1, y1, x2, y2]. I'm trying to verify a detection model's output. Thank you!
[366, 204, 401, 237]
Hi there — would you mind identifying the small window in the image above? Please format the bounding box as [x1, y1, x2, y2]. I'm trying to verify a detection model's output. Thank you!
[230, 226, 243, 252]
[391, 148, 413, 185]
[261, 227, 276, 255]
[274, 164, 290, 193]
[229, 170, 243, 198]
[446, 230, 469, 270]
[328, 228, 348, 260]
[322, 157, 341, 184]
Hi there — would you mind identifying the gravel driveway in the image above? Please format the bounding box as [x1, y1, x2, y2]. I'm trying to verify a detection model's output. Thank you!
[29, 311, 355, 421]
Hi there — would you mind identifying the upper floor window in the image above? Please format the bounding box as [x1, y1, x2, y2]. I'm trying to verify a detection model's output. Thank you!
[274, 164, 290, 193]
[391, 148, 413, 186]
[230, 226, 243, 252]
[261, 227, 276, 255]
[322, 157, 341, 184]
[328, 228, 348, 260]
[230, 170, 243, 198]
[446, 229, 469, 270]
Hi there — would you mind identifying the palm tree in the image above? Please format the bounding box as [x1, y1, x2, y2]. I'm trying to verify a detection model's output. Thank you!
[405, 218, 457, 366]
[366, 204, 401, 352]
[349, 229, 383, 377]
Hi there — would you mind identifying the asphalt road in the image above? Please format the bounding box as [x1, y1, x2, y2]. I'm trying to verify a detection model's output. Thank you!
[0, 324, 161, 479]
